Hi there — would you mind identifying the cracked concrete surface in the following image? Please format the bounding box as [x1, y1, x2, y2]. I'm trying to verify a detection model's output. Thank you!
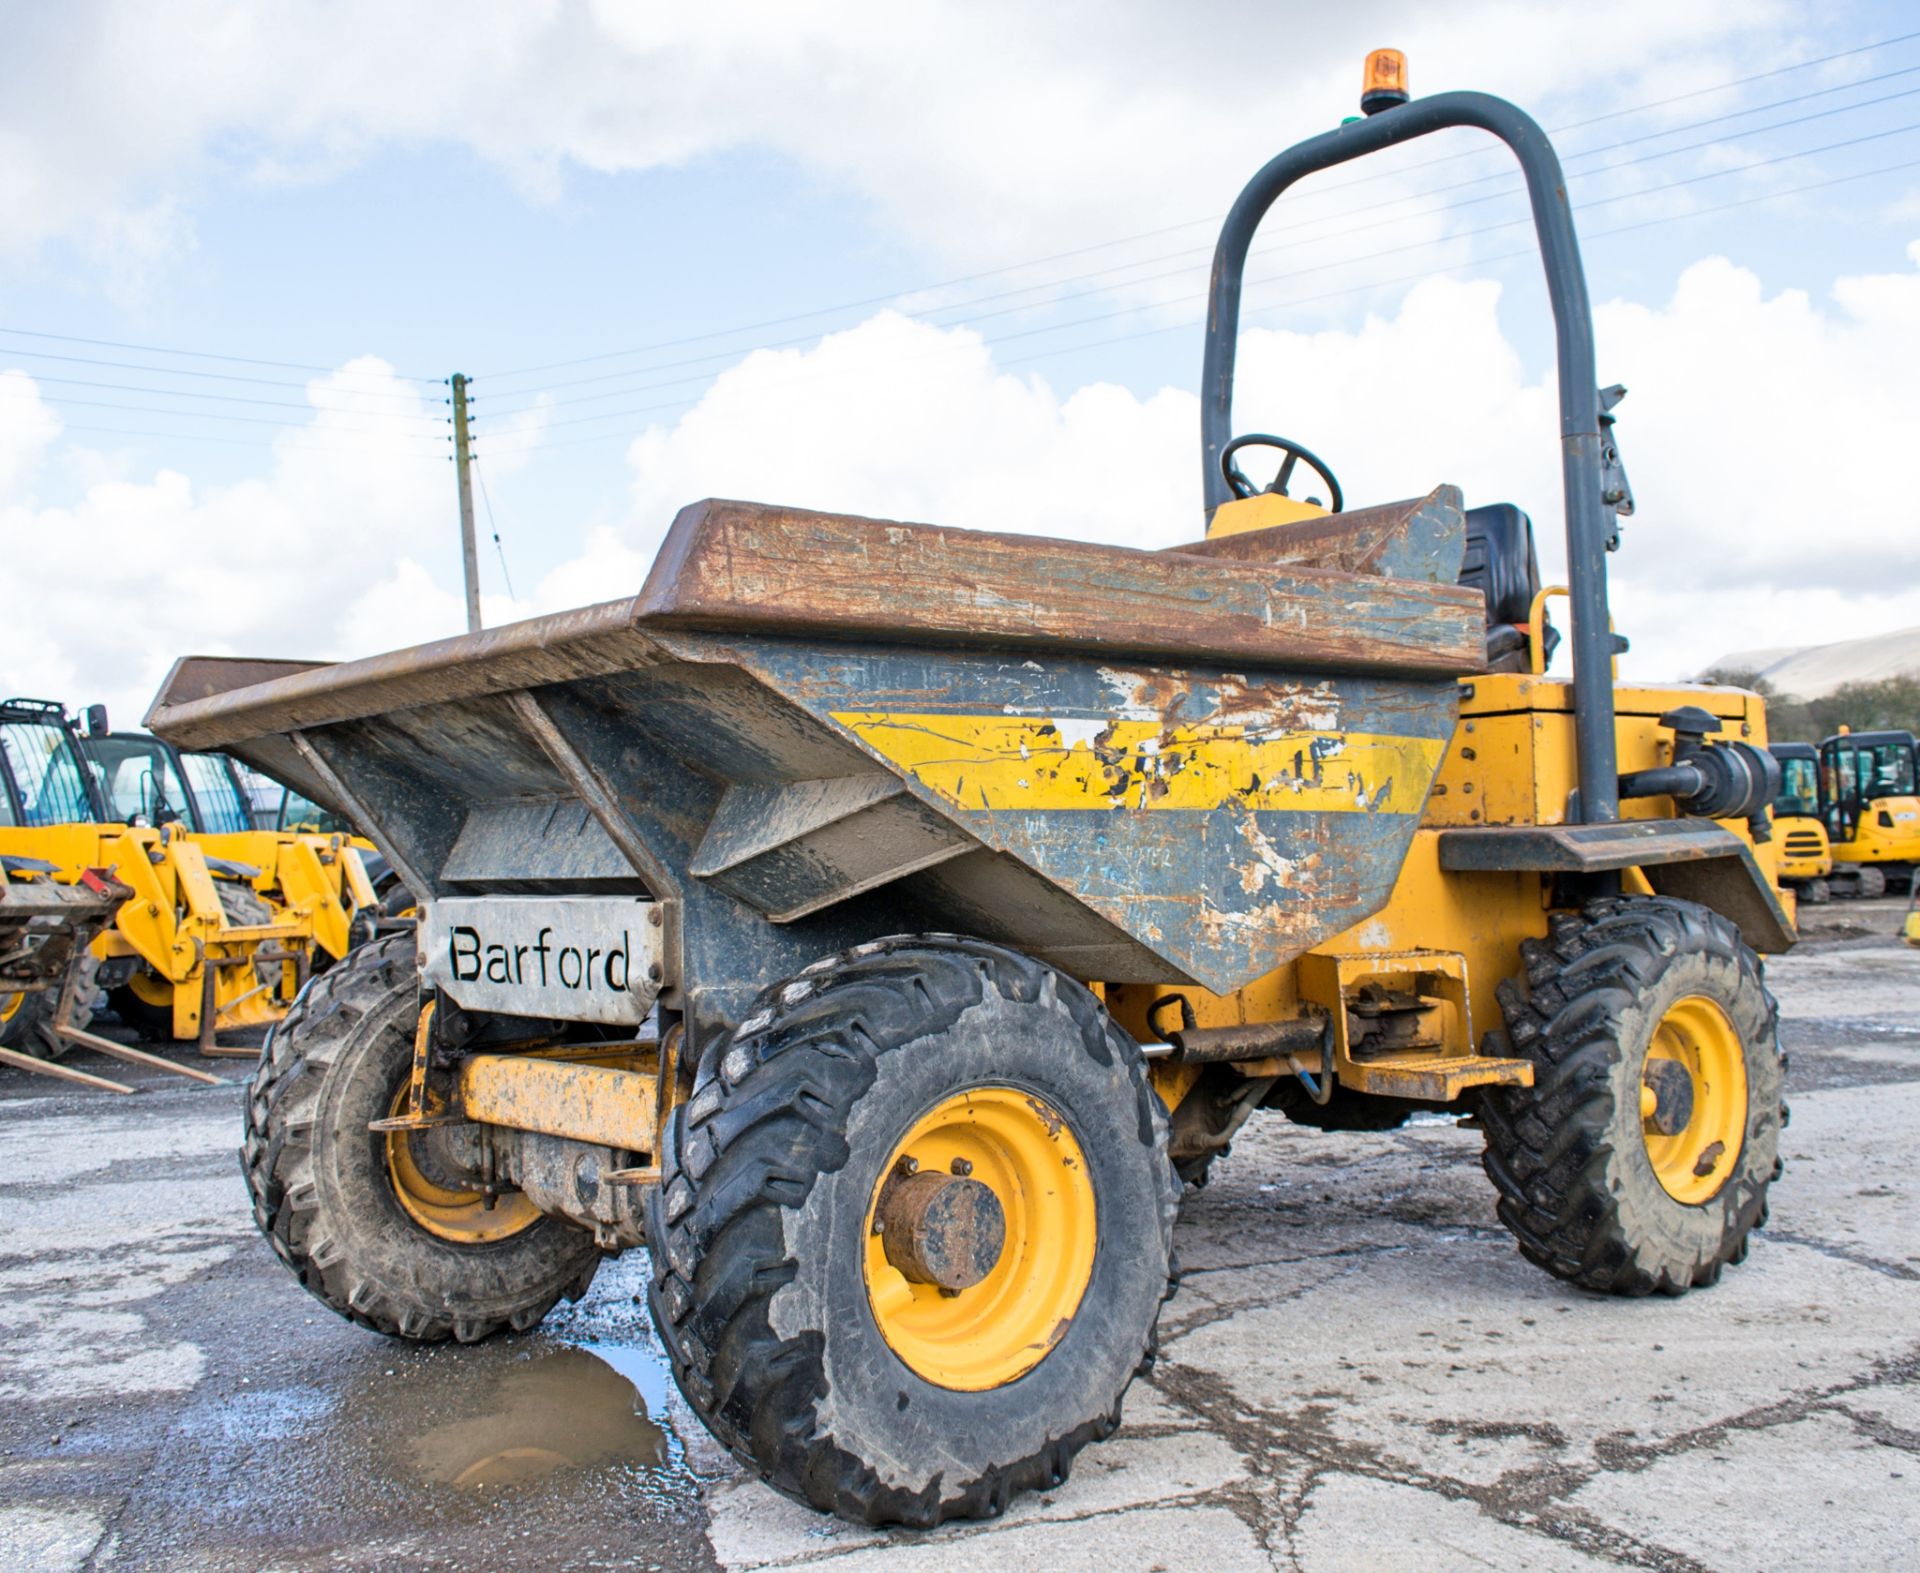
[0, 901, 1914, 1570]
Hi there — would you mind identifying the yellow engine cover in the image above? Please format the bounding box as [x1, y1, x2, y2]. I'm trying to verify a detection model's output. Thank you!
[1774, 815, 1832, 881]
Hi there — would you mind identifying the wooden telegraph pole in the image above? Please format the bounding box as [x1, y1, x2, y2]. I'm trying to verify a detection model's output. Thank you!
[451, 372, 482, 632]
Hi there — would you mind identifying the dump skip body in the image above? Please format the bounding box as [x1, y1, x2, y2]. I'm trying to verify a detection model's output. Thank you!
[150, 490, 1481, 1038]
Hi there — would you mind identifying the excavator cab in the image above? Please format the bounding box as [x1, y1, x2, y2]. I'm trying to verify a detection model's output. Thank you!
[1819, 728, 1920, 894]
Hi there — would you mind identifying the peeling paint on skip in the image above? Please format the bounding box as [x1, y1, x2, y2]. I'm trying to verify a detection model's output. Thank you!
[1235, 815, 1300, 895]
[1095, 668, 1173, 722]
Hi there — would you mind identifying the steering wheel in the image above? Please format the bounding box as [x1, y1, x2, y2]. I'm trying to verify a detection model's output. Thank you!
[1221, 434, 1344, 512]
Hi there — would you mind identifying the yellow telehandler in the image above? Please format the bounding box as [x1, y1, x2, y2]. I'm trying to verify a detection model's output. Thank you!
[0, 699, 360, 1062]
[151, 52, 1794, 1530]
[78, 716, 381, 979]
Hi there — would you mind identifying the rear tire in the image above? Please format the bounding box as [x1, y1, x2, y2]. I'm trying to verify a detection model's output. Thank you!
[1481, 896, 1782, 1295]
[240, 932, 601, 1342]
[646, 936, 1178, 1527]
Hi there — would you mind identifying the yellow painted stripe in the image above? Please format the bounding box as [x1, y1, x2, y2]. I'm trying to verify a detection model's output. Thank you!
[830, 713, 1443, 814]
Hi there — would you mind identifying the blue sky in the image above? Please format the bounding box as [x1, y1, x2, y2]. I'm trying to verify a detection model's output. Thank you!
[4, 1, 1920, 716]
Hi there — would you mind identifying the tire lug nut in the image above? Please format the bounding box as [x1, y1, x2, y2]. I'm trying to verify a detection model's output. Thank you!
[949, 1158, 973, 1176]
[895, 1155, 919, 1177]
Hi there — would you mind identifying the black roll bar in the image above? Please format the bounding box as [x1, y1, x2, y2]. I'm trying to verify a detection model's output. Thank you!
[1200, 91, 1620, 826]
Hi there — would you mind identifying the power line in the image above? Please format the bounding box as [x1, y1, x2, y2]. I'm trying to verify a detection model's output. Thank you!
[74, 109, 1898, 475]
[479, 67, 1920, 414]
[17, 32, 1917, 464]
[2, 371, 450, 426]
[0, 345, 440, 402]
[0, 387, 452, 439]
[1551, 30, 1920, 130]
[2, 24, 1908, 462]
[477, 116, 1920, 437]
[939, 93, 1920, 343]
[0, 325, 442, 384]
[474, 28, 1920, 389]
[990, 150, 1920, 375]
[474, 149, 1920, 457]
[47, 422, 447, 455]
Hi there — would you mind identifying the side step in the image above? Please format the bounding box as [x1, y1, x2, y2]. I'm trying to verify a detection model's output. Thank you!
[1338, 1051, 1532, 1101]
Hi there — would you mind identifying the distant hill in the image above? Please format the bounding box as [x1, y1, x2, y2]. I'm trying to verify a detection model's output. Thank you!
[1708, 624, 1920, 699]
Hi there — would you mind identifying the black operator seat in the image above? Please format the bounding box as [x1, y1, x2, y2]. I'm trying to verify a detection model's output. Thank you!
[1459, 503, 1557, 673]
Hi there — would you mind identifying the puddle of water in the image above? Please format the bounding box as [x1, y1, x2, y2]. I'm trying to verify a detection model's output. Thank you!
[408, 1345, 670, 1490]
[574, 1339, 677, 1414]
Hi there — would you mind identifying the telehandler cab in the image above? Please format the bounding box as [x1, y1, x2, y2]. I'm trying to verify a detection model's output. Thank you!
[150, 54, 1792, 1528]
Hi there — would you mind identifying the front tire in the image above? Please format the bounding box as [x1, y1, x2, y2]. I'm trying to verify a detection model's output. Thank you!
[1481, 896, 1783, 1295]
[240, 933, 601, 1342]
[0, 989, 48, 1053]
[646, 936, 1179, 1527]
[6, 950, 103, 1059]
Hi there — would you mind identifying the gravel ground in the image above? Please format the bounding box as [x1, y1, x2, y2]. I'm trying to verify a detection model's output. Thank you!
[1, 897, 1914, 1571]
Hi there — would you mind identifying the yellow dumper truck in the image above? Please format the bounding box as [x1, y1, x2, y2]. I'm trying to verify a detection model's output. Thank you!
[150, 56, 1791, 1528]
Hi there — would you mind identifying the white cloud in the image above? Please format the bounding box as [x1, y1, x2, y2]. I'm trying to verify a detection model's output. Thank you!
[10, 242, 1915, 725]
[0, 360, 521, 725]
[2, 1, 1806, 279]
[0, 371, 63, 493]
[522, 242, 1920, 686]
[597, 310, 1193, 557]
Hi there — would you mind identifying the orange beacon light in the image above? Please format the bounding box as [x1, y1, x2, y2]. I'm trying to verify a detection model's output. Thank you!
[1361, 49, 1410, 115]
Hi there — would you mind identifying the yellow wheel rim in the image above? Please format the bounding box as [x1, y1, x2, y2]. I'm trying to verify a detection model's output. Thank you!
[127, 970, 172, 1008]
[384, 1085, 543, 1244]
[862, 1086, 1096, 1392]
[1641, 994, 1748, 1205]
[0, 992, 23, 1025]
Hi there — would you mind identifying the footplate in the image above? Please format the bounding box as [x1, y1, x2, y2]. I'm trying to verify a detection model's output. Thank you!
[1338, 1052, 1533, 1101]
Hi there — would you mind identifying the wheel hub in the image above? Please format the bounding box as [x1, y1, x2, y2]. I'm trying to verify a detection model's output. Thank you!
[1640, 1057, 1695, 1136]
[862, 1086, 1096, 1391]
[384, 1083, 542, 1244]
[877, 1168, 1007, 1290]
[1640, 993, 1748, 1205]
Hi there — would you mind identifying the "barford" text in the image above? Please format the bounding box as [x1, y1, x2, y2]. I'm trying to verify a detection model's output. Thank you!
[447, 924, 632, 994]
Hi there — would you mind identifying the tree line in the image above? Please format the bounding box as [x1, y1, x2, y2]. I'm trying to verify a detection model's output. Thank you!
[1697, 669, 1920, 743]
